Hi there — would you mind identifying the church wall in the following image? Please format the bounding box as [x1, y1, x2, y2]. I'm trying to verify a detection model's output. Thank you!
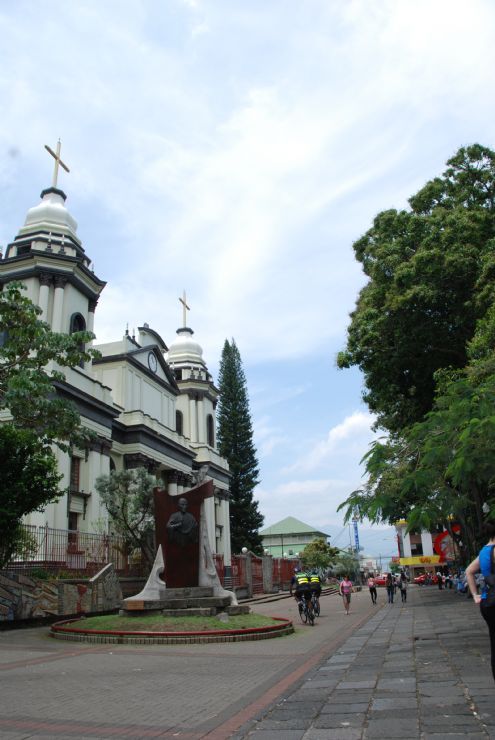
[175, 394, 192, 440]
[131, 370, 142, 410]
[92, 366, 121, 406]
[141, 376, 167, 423]
[85, 449, 111, 529]
[21, 276, 39, 304]
[62, 283, 90, 332]
[62, 366, 115, 408]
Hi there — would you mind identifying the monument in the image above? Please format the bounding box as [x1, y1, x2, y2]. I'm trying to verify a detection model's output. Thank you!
[123, 480, 245, 616]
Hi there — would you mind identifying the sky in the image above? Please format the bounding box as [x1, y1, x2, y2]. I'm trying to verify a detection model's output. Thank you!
[1, 0, 494, 563]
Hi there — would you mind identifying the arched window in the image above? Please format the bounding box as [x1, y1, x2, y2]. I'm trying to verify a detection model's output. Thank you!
[70, 313, 87, 368]
[176, 410, 183, 436]
[70, 312, 86, 333]
[207, 414, 215, 447]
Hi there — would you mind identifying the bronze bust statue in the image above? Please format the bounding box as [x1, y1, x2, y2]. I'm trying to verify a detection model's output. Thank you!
[166, 497, 198, 547]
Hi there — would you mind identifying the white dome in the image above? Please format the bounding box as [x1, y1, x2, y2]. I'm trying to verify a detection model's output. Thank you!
[18, 188, 80, 244]
[167, 327, 205, 367]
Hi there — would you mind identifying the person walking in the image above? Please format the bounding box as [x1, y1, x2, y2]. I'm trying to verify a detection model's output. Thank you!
[367, 573, 377, 605]
[465, 521, 495, 682]
[339, 574, 353, 615]
[399, 572, 408, 603]
[386, 573, 394, 604]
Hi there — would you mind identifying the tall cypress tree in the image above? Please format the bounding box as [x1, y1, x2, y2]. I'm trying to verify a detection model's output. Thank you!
[217, 339, 263, 554]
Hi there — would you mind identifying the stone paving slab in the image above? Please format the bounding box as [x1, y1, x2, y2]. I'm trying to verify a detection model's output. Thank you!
[1, 585, 494, 738]
[237, 586, 494, 739]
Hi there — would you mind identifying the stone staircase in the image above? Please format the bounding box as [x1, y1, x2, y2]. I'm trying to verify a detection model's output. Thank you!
[122, 586, 250, 617]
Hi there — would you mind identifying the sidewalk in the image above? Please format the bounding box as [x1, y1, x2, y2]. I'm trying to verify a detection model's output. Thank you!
[0, 584, 493, 738]
[234, 585, 495, 739]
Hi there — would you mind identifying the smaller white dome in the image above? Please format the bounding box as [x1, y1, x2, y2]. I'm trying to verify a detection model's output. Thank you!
[18, 188, 80, 244]
[167, 327, 205, 367]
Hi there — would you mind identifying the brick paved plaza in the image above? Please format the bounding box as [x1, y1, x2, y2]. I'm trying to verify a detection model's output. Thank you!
[0, 585, 493, 739]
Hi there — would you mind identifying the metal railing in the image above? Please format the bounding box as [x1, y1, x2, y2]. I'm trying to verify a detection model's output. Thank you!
[5, 524, 147, 577]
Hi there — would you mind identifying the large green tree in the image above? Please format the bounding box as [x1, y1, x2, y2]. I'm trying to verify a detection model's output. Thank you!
[337, 145, 495, 555]
[0, 281, 98, 564]
[337, 144, 495, 434]
[0, 426, 62, 568]
[217, 339, 263, 554]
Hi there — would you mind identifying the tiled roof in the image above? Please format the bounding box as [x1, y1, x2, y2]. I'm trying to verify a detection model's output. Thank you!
[260, 516, 329, 538]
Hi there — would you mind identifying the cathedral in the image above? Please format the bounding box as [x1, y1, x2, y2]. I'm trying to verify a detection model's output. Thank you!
[0, 144, 232, 571]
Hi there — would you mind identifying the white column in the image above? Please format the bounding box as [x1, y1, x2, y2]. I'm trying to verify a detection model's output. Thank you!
[53, 447, 70, 530]
[222, 498, 232, 565]
[168, 471, 178, 496]
[197, 396, 205, 443]
[402, 528, 412, 558]
[51, 276, 67, 333]
[85, 298, 97, 372]
[87, 299, 96, 339]
[189, 395, 197, 442]
[38, 273, 51, 321]
[421, 530, 434, 556]
[204, 496, 216, 553]
[85, 445, 109, 526]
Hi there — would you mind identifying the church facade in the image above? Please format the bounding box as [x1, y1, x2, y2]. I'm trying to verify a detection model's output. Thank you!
[0, 161, 232, 569]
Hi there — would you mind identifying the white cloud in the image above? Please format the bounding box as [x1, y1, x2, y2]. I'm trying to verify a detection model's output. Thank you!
[284, 411, 378, 475]
[253, 415, 288, 458]
[1, 0, 494, 557]
[257, 478, 355, 532]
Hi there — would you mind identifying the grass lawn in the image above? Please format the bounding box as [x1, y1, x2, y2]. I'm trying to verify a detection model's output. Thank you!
[65, 613, 284, 632]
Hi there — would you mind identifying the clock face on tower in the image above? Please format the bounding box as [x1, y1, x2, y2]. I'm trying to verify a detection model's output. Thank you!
[147, 351, 158, 373]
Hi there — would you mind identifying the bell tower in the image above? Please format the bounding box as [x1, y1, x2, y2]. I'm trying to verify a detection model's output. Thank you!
[0, 141, 105, 369]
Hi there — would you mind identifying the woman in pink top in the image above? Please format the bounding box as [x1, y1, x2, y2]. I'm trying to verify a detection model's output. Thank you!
[340, 575, 353, 614]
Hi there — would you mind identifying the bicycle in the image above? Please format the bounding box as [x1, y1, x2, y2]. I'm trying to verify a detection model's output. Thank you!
[311, 591, 321, 617]
[297, 596, 315, 625]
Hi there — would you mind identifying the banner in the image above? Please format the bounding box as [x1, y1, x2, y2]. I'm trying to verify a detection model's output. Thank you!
[399, 555, 441, 566]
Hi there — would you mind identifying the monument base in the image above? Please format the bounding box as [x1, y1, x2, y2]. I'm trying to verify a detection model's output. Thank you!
[122, 586, 250, 617]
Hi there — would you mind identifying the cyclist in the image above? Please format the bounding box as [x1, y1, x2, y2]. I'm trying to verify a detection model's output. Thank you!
[309, 570, 322, 614]
[290, 568, 313, 615]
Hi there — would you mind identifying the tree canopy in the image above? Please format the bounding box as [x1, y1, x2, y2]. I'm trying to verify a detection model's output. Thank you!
[0, 426, 61, 568]
[217, 339, 263, 554]
[301, 537, 339, 572]
[95, 467, 156, 567]
[332, 550, 360, 579]
[337, 145, 495, 556]
[337, 145, 495, 434]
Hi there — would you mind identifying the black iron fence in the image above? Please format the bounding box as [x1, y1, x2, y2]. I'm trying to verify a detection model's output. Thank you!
[5, 524, 147, 577]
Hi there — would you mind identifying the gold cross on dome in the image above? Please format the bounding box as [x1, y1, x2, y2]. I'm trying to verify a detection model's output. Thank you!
[179, 290, 190, 327]
[44, 139, 70, 188]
